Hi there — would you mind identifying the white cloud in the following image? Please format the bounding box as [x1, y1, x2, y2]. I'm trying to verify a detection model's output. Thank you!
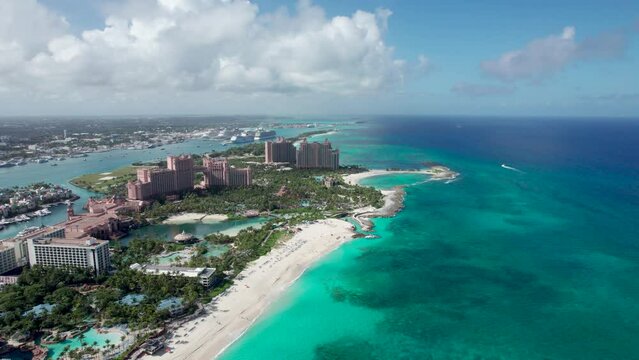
[0, 0, 408, 99]
[481, 26, 627, 81]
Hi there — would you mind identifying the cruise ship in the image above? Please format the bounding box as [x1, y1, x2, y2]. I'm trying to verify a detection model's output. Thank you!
[230, 134, 255, 144]
[254, 130, 277, 141]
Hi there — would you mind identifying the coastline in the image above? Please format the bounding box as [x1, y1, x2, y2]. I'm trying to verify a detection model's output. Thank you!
[345, 167, 458, 230]
[156, 167, 458, 359]
[158, 219, 356, 359]
[343, 166, 458, 186]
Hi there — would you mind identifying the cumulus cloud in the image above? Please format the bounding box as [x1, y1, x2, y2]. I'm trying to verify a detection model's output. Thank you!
[451, 82, 515, 97]
[0, 0, 409, 98]
[481, 26, 628, 81]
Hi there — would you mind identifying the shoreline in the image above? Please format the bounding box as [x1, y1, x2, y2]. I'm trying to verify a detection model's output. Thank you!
[343, 166, 458, 186]
[158, 219, 356, 359]
[157, 167, 458, 359]
[345, 167, 458, 230]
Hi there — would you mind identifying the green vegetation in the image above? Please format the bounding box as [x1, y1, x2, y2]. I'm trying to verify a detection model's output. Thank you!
[4, 139, 383, 348]
[0, 267, 99, 336]
[70, 166, 140, 195]
[0, 219, 289, 340]
[142, 162, 382, 221]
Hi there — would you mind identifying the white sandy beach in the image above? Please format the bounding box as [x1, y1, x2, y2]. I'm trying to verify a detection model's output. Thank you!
[345, 167, 458, 230]
[163, 213, 229, 224]
[343, 166, 458, 186]
[158, 219, 356, 359]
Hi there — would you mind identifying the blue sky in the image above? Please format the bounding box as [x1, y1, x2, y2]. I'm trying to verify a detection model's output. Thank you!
[3, 0, 639, 116]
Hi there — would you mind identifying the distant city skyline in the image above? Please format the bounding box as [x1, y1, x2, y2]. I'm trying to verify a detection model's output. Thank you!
[0, 0, 637, 117]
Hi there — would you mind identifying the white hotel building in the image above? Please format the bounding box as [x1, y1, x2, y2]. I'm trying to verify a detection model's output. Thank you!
[26, 227, 111, 275]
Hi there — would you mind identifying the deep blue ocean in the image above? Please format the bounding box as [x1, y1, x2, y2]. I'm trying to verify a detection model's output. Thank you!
[222, 117, 639, 360]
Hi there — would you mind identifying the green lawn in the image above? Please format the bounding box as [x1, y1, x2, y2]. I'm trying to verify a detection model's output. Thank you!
[70, 166, 144, 195]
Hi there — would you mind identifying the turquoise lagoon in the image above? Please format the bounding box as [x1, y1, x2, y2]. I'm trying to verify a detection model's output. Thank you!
[121, 217, 267, 245]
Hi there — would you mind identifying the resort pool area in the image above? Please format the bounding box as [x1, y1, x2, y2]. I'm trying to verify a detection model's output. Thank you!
[45, 328, 124, 359]
[152, 243, 229, 265]
[121, 217, 267, 245]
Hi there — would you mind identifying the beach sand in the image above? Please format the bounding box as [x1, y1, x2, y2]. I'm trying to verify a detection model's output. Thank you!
[163, 213, 229, 224]
[158, 219, 356, 359]
[343, 166, 458, 186]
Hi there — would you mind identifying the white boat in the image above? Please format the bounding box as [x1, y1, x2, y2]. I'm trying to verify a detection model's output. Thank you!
[14, 215, 30, 222]
[33, 208, 52, 217]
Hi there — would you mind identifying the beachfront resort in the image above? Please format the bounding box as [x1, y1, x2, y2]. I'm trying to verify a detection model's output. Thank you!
[0, 135, 457, 359]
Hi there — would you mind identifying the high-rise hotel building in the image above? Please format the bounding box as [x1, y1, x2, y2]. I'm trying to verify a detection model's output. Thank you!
[26, 227, 111, 275]
[265, 137, 297, 164]
[127, 155, 252, 201]
[296, 139, 340, 170]
[202, 157, 252, 187]
[0, 239, 28, 275]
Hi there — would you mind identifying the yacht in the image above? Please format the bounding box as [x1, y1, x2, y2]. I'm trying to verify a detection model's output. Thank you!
[33, 208, 52, 217]
[14, 215, 30, 222]
[0, 161, 15, 168]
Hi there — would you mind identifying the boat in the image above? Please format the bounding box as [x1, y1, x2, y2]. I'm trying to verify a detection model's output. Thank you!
[0, 218, 14, 226]
[13, 159, 27, 166]
[33, 208, 52, 217]
[35, 158, 48, 164]
[14, 215, 30, 222]
[0, 161, 15, 168]
[254, 130, 277, 141]
[51, 163, 58, 166]
[230, 134, 254, 144]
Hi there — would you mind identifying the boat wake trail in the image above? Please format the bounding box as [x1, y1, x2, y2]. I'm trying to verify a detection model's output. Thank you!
[501, 164, 525, 174]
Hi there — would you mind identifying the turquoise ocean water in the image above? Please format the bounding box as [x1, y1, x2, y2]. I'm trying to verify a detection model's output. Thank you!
[222, 117, 639, 360]
[2, 118, 638, 359]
